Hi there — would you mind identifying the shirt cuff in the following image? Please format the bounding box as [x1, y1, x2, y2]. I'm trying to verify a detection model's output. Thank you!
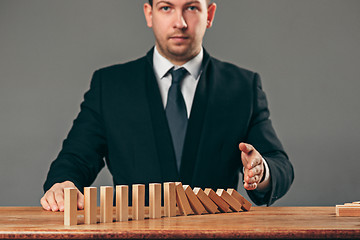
[256, 157, 271, 191]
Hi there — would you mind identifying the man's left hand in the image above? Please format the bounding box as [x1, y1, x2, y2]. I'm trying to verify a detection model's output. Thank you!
[239, 142, 264, 190]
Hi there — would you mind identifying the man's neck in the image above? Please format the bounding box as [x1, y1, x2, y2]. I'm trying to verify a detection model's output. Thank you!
[155, 45, 201, 66]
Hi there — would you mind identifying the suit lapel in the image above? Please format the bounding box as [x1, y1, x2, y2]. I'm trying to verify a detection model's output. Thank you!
[179, 50, 212, 185]
[145, 49, 180, 182]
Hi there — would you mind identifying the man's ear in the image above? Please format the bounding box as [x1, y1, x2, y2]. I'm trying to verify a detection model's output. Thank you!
[206, 3, 217, 28]
[144, 3, 153, 28]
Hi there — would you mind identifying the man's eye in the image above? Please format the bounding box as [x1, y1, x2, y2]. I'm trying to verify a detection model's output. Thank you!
[161, 6, 170, 11]
[187, 6, 198, 11]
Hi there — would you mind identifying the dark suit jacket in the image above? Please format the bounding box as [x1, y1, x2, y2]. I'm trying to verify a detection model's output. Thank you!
[44, 48, 294, 206]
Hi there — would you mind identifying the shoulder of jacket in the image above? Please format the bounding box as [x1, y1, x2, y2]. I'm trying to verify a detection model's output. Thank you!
[209, 57, 258, 81]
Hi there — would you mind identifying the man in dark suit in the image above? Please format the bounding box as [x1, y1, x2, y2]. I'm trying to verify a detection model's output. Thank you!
[41, 0, 294, 212]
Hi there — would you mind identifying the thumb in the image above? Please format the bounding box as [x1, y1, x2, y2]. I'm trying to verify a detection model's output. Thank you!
[239, 142, 253, 154]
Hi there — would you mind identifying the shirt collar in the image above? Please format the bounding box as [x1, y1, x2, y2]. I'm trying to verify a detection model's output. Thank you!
[153, 46, 203, 80]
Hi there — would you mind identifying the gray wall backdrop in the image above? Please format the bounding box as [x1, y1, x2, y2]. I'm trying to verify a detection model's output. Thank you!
[1, 0, 359, 207]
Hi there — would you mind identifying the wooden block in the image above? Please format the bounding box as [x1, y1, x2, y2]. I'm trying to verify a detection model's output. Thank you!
[132, 184, 145, 220]
[336, 205, 360, 216]
[204, 188, 230, 213]
[84, 187, 97, 224]
[164, 182, 177, 217]
[193, 187, 219, 214]
[183, 185, 206, 215]
[149, 183, 161, 219]
[352, 201, 360, 204]
[64, 188, 77, 226]
[216, 189, 242, 212]
[227, 188, 252, 211]
[100, 186, 113, 223]
[344, 203, 360, 206]
[175, 182, 194, 216]
[116, 185, 128, 222]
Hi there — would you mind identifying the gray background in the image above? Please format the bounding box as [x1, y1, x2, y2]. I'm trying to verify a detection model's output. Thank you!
[1, 0, 359, 207]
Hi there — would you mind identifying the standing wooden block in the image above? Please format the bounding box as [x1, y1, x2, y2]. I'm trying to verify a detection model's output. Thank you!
[216, 189, 242, 212]
[204, 188, 230, 213]
[64, 188, 77, 226]
[116, 185, 128, 222]
[183, 185, 206, 215]
[132, 184, 145, 220]
[84, 187, 97, 224]
[193, 187, 219, 214]
[149, 183, 161, 219]
[227, 188, 252, 211]
[175, 182, 194, 216]
[100, 186, 113, 223]
[164, 182, 177, 217]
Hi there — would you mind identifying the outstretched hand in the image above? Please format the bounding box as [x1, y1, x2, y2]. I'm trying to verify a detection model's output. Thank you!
[40, 181, 84, 212]
[239, 142, 264, 190]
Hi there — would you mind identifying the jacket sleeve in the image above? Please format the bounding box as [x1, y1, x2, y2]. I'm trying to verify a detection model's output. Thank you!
[245, 73, 294, 206]
[43, 70, 107, 193]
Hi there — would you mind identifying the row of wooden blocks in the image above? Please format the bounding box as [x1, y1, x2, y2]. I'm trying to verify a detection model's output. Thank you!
[335, 201, 360, 217]
[64, 182, 252, 225]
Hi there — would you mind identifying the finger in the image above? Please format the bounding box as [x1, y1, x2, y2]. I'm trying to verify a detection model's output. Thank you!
[46, 191, 59, 212]
[239, 142, 254, 154]
[244, 182, 257, 190]
[246, 175, 260, 184]
[247, 156, 262, 169]
[54, 191, 65, 212]
[40, 196, 51, 211]
[77, 191, 84, 210]
[248, 165, 262, 177]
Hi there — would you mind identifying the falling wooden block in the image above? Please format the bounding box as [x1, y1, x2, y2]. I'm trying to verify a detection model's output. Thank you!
[175, 182, 194, 216]
[204, 188, 230, 213]
[116, 185, 128, 222]
[84, 187, 97, 224]
[216, 189, 242, 212]
[149, 183, 161, 219]
[183, 185, 206, 215]
[132, 184, 145, 220]
[336, 205, 360, 216]
[100, 186, 113, 223]
[164, 182, 177, 217]
[227, 188, 252, 211]
[344, 203, 360, 206]
[193, 187, 219, 214]
[64, 188, 77, 226]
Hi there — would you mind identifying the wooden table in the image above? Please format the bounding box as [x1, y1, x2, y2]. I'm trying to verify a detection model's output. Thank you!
[0, 207, 359, 239]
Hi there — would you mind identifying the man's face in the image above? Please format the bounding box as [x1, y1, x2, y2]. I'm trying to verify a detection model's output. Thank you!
[144, 0, 216, 65]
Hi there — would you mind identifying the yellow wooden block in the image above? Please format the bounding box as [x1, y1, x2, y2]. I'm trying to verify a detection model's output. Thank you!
[84, 187, 97, 224]
[227, 188, 252, 211]
[132, 184, 145, 220]
[100, 186, 113, 223]
[149, 183, 161, 219]
[164, 182, 177, 217]
[193, 187, 219, 214]
[216, 189, 242, 212]
[204, 188, 230, 213]
[183, 185, 206, 215]
[64, 188, 77, 226]
[175, 182, 194, 216]
[116, 185, 128, 222]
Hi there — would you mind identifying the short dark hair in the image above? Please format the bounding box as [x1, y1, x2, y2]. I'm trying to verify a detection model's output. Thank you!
[148, 0, 211, 6]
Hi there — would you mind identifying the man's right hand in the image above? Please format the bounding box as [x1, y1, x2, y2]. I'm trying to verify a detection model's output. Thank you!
[40, 181, 84, 212]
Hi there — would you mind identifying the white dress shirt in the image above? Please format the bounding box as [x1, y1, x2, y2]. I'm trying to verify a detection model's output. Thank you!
[152, 46, 270, 191]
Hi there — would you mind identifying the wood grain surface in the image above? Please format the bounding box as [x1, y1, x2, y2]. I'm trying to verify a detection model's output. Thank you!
[0, 207, 359, 239]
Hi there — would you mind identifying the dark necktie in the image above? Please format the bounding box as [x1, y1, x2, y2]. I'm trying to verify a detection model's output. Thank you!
[165, 67, 188, 171]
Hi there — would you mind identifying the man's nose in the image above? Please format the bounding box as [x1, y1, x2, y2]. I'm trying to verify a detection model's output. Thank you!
[173, 11, 187, 29]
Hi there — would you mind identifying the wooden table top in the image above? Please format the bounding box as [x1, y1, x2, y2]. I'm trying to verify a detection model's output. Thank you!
[0, 206, 359, 239]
